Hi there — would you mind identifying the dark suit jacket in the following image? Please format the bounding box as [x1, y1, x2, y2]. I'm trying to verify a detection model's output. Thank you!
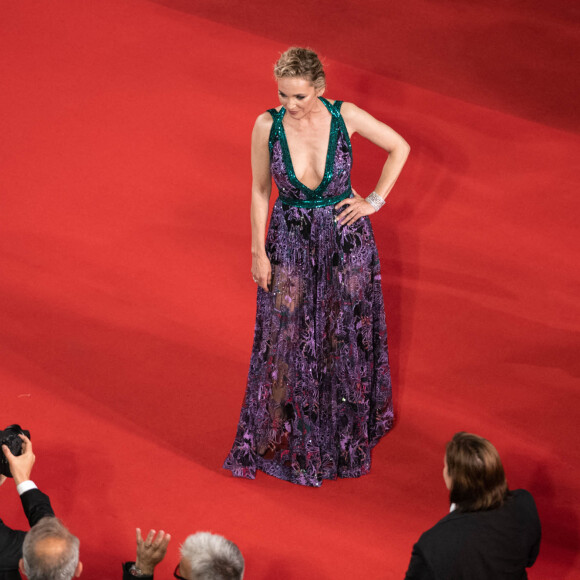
[405, 489, 541, 580]
[122, 562, 153, 579]
[0, 488, 55, 580]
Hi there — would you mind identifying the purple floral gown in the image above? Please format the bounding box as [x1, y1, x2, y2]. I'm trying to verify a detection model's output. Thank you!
[224, 97, 393, 486]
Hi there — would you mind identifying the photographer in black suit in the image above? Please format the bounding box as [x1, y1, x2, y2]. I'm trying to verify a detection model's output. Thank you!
[405, 432, 541, 580]
[0, 434, 55, 580]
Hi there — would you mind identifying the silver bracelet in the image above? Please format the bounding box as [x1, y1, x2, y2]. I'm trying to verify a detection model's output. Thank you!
[366, 191, 385, 212]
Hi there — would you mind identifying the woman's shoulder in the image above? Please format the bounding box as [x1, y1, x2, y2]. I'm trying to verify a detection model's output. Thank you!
[253, 111, 275, 133]
[260, 106, 283, 118]
[322, 97, 354, 110]
[338, 101, 362, 118]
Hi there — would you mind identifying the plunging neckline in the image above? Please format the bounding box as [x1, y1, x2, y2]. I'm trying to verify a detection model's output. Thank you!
[279, 97, 338, 196]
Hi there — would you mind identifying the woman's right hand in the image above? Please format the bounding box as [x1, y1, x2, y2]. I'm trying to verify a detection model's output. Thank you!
[251, 252, 272, 292]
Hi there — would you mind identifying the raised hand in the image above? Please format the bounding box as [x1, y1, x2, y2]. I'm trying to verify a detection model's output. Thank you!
[1, 434, 35, 486]
[135, 528, 171, 576]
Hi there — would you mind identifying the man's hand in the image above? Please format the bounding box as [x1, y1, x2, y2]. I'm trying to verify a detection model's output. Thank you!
[1, 434, 35, 486]
[135, 528, 171, 576]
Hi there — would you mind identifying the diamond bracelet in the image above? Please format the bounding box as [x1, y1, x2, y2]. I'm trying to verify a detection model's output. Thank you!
[366, 191, 385, 212]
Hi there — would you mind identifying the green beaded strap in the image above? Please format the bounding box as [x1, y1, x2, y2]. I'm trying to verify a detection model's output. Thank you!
[331, 100, 353, 156]
[279, 187, 351, 208]
[267, 108, 283, 154]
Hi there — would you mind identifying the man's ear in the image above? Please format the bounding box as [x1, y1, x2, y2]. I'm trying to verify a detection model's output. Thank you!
[75, 561, 83, 577]
[19, 558, 26, 576]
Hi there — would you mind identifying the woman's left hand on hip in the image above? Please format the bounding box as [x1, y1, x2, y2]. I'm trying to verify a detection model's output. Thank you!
[335, 189, 376, 227]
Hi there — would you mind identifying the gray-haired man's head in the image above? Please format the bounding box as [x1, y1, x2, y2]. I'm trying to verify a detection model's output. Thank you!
[20, 517, 82, 580]
[178, 532, 244, 580]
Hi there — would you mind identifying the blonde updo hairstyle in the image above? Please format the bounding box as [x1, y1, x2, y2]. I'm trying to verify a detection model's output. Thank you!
[274, 47, 326, 91]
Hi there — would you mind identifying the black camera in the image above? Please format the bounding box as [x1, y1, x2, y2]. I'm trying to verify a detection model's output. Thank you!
[0, 425, 31, 478]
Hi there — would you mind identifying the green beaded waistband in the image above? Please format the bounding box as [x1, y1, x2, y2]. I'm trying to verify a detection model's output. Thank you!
[278, 188, 351, 208]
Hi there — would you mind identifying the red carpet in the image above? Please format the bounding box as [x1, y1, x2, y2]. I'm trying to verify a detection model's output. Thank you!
[1, 1, 579, 578]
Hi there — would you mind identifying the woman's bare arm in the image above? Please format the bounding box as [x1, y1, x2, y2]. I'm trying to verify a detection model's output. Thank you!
[335, 103, 410, 226]
[343, 102, 410, 199]
[250, 113, 274, 291]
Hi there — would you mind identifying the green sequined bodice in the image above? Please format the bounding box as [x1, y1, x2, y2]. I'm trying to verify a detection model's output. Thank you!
[267, 97, 353, 208]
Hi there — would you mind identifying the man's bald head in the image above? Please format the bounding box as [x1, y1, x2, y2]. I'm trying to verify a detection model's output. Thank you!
[20, 518, 82, 580]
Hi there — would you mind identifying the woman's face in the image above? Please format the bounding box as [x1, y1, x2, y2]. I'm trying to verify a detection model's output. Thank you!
[443, 455, 452, 490]
[277, 77, 324, 120]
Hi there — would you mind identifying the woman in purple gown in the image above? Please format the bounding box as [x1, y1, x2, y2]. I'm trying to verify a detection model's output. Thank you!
[224, 47, 410, 486]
